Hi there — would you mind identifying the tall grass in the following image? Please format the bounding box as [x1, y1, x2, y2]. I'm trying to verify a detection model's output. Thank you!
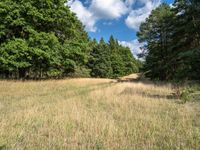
[0, 77, 199, 149]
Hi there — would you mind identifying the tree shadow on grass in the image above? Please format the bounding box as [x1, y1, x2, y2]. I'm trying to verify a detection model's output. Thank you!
[120, 87, 177, 100]
[117, 73, 170, 87]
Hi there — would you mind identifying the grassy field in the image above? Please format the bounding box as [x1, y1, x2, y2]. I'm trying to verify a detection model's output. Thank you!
[0, 74, 200, 149]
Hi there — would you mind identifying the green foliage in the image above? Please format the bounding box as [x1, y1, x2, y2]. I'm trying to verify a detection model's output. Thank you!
[173, 82, 199, 103]
[68, 66, 91, 78]
[0, 0, 139, 79]
[89, 36, 139, 78]
[0, 39, 31, 78]
[119, 46, 139, 74]
[47, 69, 62, 78]
[176, 87, 196, 104]
[89, 38, 113, 78]
[0, 0, 89, 79]
[137, 1, 200, 81]
[180, 88, 193, 103]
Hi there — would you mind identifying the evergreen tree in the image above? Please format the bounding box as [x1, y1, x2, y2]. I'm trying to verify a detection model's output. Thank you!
[109, 36, 125, 78]
[171, 0, 200, 80]
[89, 38, 113, 78]
[137, 1, 200, 81]
[138, 4, 175, 80]
[119, 46, 139, 75]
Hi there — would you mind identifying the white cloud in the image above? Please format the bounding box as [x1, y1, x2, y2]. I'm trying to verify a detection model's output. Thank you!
[68, 0, 97, 32]
[90, 0, 128, 19]
[68, 0, 161, 32]
[125, 0, 161, 30]
[125, 0, 136, 8]
[119, 39, 144, 56]
[68, 0, 129, 32]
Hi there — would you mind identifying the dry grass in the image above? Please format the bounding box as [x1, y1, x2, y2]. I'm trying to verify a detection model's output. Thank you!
[0, 75, 200, 150]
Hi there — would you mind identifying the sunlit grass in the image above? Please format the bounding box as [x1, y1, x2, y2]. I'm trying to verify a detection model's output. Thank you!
[0, 76, 199, 149]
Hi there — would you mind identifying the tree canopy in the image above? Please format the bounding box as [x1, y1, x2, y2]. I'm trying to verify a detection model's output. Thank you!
[137, 1, 200, 81]
[0, 0, 139, 79]
[89, 36, 139, 78]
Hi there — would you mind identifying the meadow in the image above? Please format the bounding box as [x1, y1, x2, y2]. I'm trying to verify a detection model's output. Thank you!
[0, 74, 200, 150]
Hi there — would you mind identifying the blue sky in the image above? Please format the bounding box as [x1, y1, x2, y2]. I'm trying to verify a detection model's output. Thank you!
[68, 0, 174, 56]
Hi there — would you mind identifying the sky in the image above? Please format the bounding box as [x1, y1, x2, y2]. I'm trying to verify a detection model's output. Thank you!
[67, 0, 174, 56]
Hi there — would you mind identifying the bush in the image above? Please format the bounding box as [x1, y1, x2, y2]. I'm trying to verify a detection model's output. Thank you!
[174, 86, 196, 104]
[68, 66, 91, 78]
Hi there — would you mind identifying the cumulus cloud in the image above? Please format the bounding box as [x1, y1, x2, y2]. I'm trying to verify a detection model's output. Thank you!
[68, 0, 97, 32]
[119, 39, 144, 56]
[68, 0, 161, 32]
[90, 0, 128, 19]
[68, 0, 128, 32]
[125, 0, 161, 30]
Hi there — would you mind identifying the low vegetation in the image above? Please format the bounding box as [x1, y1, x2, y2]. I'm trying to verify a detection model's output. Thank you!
[0, 74, 199, 149]
[0, 0, 199, 149]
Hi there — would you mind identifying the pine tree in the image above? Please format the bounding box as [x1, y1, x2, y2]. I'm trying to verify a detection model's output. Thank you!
[109, 36, 125, 78]
[137, 1, 200, 81]
[137, 4, 174, 80]
[171, 0, 200, 80]
[89, 38, 113, 78]
[119, 46, 139, 75]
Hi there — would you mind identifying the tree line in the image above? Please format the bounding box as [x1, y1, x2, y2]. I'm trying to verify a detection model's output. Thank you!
[137, 0, 200, 81]
[0, 0, 140, 79]
[89, 36, 140, 78]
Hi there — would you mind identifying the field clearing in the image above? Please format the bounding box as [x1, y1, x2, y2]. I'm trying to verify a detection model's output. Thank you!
[0, 75, 200, 149]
